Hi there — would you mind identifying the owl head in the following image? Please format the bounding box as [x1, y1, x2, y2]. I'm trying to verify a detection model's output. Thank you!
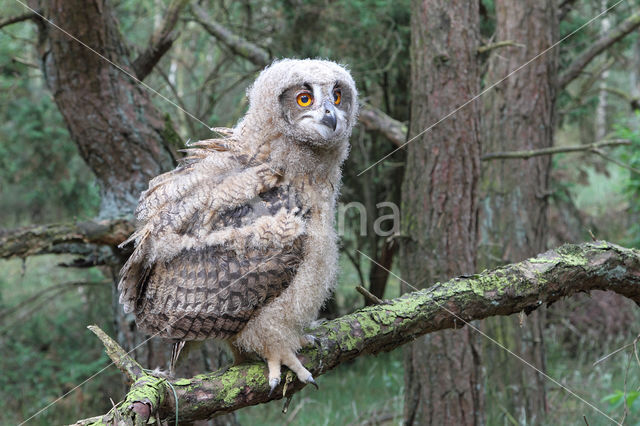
[239, 59, 358, 150]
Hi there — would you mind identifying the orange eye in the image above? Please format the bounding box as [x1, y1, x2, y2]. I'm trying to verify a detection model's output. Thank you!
[296, 92, 313, 107]
[333, 89, 341, 105]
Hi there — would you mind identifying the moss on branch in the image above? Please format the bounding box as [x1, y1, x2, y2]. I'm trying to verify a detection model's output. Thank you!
[76, 241, 640, 425]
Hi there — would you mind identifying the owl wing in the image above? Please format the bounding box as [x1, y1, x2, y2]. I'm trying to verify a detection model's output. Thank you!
[118, 139, 308, 340]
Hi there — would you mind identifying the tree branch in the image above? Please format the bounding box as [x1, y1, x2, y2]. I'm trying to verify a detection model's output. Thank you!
[0, 12, 38, 30]
[358, 103, 407, 147]
[558, 13, 640, 89]
[559, 0, 579, 21]
[481, 139, 630, 160]
[75, 241, 640, 425]
[190, 7, 406, 148]
[477, 40, 523, 54]
[0, 218, 134, 259]
[132, 0, 190, 80]
[191, 4, 270, 68]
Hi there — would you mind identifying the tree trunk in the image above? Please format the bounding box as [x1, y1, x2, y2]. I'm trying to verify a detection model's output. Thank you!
[479, 0, 558, 423]
[34, 0, 178, 218]
[400, 1, 483, 424]
[30, 7, 238, 425]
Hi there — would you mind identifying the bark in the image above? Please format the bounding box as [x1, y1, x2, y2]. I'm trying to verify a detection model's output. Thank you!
[401, 1, 482, 424]
[479, 1, 558, 422]
[558, 13, 640, 89]
[73, 242, 640, 425]
[35, 0, 179, 217]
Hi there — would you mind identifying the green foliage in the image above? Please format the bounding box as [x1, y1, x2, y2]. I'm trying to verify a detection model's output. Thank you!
[0, 23, 99, 226]
[0, 256, 119, 424]
[602, 389, 640, 422]
[615, 113, 640, 246]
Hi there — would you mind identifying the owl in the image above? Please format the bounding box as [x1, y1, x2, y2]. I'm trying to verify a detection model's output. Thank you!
[118, 59, 358, 392]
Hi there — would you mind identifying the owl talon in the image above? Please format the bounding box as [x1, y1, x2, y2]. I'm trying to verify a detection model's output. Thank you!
[300, 334, 319, 348]
[306, 375, 319, 390]
[268, 377, 281, 397]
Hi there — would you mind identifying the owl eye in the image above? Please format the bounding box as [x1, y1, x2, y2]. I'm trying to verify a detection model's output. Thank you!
[333, 89, 341, 105]
[296, 92, 313, 107]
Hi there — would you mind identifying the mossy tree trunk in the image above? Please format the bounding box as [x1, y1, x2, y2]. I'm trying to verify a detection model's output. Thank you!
[400, 0, 483, 424]
[479, 1, 558, 423]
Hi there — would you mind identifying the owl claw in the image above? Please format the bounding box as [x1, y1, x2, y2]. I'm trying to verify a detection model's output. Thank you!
[268, 377, 281, 397]
[300, 334, 319, 348]
[306, 375, 319, 390]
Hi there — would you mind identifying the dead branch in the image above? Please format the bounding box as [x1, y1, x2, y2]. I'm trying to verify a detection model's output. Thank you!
[132, 0, 190, 80]
[481, 139, 630, 160]
[592, 148, 640, 175]
[0, 12, 38, 30]
[191, 4, 270, 68]
[558, 13, 640, 89]
[74, 241, 640, 425]
[0, 218, 134, 259]
[358, 103, 407, 147]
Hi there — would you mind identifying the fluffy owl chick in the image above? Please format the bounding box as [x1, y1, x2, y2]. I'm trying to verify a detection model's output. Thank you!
[118, 59, 358, 392]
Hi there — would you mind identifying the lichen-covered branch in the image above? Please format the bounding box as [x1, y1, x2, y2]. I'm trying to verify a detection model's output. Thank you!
[0, 218, 134, 259]
[74, 241, 640, 425]
[558, 13, 640, 89]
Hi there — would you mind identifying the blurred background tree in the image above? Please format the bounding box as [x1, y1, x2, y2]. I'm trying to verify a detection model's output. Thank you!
[1, 0, 640, 424]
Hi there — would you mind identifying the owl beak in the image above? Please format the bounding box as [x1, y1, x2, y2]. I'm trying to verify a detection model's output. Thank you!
[320, 100, 337, 131]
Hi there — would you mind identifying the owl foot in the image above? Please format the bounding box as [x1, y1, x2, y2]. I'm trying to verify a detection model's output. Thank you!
[299, 334, 319, 348]
[265, 349, 318, 396]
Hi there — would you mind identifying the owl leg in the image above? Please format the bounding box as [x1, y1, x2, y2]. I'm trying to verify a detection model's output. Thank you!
[266, 357, 282, 395]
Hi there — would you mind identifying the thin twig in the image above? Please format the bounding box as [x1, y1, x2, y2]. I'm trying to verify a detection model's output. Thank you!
[0, 12, 37, 29]
[477, 40, 523, 54]
[356, 285, 384, 305]
[481, 139, 630, 161]
[591, 148, 640, 175]
[593, 341, 635, 366]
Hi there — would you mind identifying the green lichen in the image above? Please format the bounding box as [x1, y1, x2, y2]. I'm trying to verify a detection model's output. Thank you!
[123, 375, 166, 413]
[219, 367, 244, 405]
[173, 378, 191, 386]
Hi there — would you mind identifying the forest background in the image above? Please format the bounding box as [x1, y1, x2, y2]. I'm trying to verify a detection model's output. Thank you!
[1, 0, 640, 425]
